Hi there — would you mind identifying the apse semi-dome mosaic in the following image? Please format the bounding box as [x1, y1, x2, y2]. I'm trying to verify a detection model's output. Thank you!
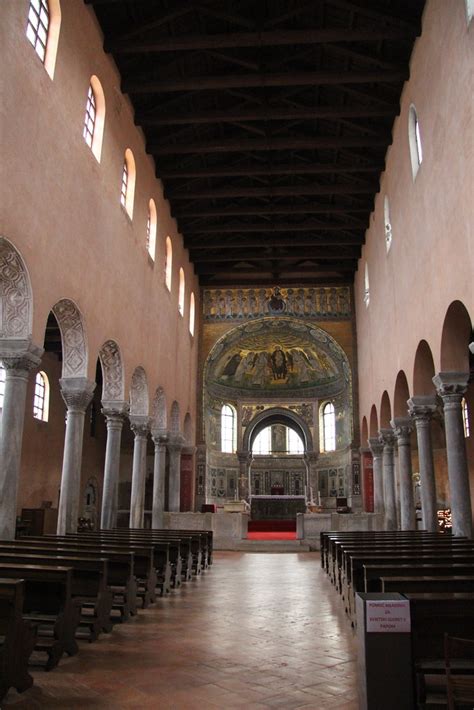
[205, 319, 350, 400]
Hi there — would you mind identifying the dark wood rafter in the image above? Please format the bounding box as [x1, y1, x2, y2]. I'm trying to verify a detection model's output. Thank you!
[90, 0, 425, 286]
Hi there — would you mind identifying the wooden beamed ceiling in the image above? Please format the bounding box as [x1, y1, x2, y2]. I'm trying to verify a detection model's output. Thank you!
[87, 0, 425, 286]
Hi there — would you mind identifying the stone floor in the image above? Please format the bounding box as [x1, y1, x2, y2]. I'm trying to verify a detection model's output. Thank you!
[4, 552, 358, 709]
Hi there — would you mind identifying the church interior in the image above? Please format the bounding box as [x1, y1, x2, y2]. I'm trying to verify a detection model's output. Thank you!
[1, 0, 473, 707]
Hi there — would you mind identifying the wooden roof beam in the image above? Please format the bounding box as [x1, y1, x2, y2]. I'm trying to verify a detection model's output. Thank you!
[183, 220, 365, 233]
[123, 70, 407, 95]
[168, 183, 377, 199]
[185, 235, 364, 249]
[179, 205, 370, 217]
[150, 135, 389, 155]
[159, 163, 383, 179]
[195, 262, 357, 274]
[138, 105, 397, 127]
[109, 27, 416, 54]
[190, 250, 360, 262]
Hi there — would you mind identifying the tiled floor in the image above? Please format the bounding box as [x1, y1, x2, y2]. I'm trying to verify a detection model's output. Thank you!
[4, 551, 359, 709]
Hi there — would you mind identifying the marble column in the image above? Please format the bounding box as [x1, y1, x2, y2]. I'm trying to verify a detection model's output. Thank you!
[237, 451, 252, 501]
[168, 436, 184, 512]
[57, 377, 96, 535]
[408, 396, 438, 532]
[433, 372, 472, 538]
[100, 403, 128, 529]
[391, 417, 416, 530]
[368, 437, 384, 517]
[0, 341, 43, 539]
[151, 431, 168, 528]
[379, 429, 398, 530]
[129, 416, 150, 529]
[304, 451, 319, 503]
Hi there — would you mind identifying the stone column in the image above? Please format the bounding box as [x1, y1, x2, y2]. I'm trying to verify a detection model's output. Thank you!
[151, 431, 168, 528]
[237, 451, 252, 501]
[168, 436, 184, 512]
[304, 451, 319, 503]
[100, 403, 128, 529]
[379, 429, 397, 530]
[391, 417, 416, 530]
[0, 341, 43, 539]
[129, 416, 150, 529]
[368, 438, 384, 516]
[57, 377, 96, 535]
[408, 396, 438, 532]
[433, 372, 472, 538]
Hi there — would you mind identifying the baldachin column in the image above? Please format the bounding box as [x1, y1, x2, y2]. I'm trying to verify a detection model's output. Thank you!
[392, 417, 416, 530]
[0, 341, 43, 539]
[408, 396, 438, 532]
[151, 430, 168, 528]
[129, 416, 150, 529]
[433, 372, 472, 538]
[379, 429, 398, 530]
[368, 437, 384, 518]
[237, 451, 252, 501]
[57, 377, 96, 535]
[100, 403, 128, 529]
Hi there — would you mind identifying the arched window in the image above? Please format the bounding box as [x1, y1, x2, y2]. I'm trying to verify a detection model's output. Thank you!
[178, 268, 185, 315]
[83, 76, 105, 162]
[287, 427, 304, 454]
[165, 236, 172, 291]
[26, 0, 61, 79]
[384, 195, 392, 252]
[33, 371, 50, 422]
[120, 149, 136, 218]
[321, 402, 336, 452]
[253, 426, 271, 455]
[147, 199, 157, 260]
[363, 263, 370, 307]
[221, 404, 236, 453]
[189, 292, 195, 336]
[408, 105, 423, 180]
[462, 397, 470, 438]
[0, 364, 5, 409]
[466, 0, 473, 23]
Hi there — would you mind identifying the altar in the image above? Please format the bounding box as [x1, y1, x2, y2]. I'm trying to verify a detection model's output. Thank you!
[250, 495, 306, 520]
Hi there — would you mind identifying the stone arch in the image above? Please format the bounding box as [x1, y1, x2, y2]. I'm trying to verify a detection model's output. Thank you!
[369, 405, 378, 437]
[380, 391, 391, 428]
[183, 413, 193, 445]
[170, 400, 180, 434]
[98, 339, 125, 402]
[151, 386, 167, 430]
[51, 298, 88, 378]
[0, 237, 33, 339]
[413, 340, 437, 395]
[440, 300, 472, 372]
[361, 416, 369, 447]
[242, 406, 314, 454]
[393, 370, 410, 417]
[130, 366, 149, 416]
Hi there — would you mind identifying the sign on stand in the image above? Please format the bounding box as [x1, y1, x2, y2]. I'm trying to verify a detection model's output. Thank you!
[366, 599, 411, 633]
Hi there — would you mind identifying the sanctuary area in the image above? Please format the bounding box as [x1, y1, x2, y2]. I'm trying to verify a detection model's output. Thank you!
[1, 0, 473, 708]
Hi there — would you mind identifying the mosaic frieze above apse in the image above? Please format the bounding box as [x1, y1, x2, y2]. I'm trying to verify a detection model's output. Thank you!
[205, 318, 350, 400]
[202, 286, 351, 322]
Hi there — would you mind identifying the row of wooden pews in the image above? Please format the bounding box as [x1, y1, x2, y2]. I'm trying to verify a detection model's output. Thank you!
[0, 527, 212, 703]
[321, 530, 474, 707]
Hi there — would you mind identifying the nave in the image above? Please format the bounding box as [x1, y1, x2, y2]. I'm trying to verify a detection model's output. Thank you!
[3, 552, 357, 710]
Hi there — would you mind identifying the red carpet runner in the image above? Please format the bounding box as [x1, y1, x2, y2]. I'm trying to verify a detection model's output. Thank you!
[247, 519, 297, 539]
[247, 531, 297, 540]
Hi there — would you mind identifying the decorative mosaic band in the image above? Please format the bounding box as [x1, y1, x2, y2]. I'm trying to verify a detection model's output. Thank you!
[202, 286, 351, 321]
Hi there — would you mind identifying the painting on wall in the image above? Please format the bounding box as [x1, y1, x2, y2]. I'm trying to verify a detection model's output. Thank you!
[208, 320, 341, 393]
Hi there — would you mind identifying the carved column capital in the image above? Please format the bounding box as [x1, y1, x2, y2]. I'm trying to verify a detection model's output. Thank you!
[0, 339, 43, 375]
[391, 417, 413, 446]
[167, 433, 185, 453]
[368, 437, 384, 457]
[407, 395, 438, 422]
[152, 428, 169, 449]
[378, 428, 396, 449]
[129, 415, 150, 439]
[237, 450, 253, 466]
[102, 401, 129, 428]
[433, 372, 469, 403]
[60, 377, 96, 412]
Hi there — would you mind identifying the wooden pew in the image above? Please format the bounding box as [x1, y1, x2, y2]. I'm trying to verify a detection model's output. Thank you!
[0, 578, 36, 703]
[379, 576, 474, 594]
[0, 563, 78, 670]
[0, 550, 110, 640]
[9, 540, 136, 622]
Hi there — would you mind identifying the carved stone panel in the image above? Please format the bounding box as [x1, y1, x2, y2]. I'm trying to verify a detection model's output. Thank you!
[0, 237, 33, 339]
[99, 339, 124, 401]
[52, 299, 88, 378]
[130, 366, 149, 416]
